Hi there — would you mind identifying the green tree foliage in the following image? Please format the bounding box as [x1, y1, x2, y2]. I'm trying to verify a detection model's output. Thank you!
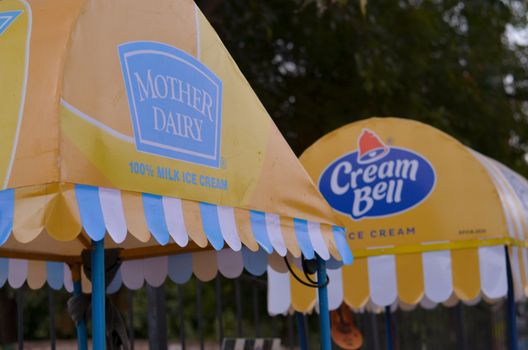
[198, 0, 528, 173]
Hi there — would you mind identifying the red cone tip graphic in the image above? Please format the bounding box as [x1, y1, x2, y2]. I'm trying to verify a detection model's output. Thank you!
[357, 129, 389, 164]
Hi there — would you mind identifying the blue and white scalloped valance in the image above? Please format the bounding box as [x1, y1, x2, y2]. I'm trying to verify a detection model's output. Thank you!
[0, 247, 346, 300]
[0, 184, 352, 280]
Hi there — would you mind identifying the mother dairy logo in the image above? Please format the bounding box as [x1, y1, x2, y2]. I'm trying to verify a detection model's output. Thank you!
[119, 41, 223, 168]
[319, 129, 436, 220]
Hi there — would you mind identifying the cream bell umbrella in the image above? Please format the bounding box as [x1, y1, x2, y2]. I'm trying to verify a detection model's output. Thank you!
[268, 117, 528, 350]
[0, 1, 351, 349]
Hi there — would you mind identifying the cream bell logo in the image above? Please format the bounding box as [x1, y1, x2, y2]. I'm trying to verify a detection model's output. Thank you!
[319, 129, 436, 220]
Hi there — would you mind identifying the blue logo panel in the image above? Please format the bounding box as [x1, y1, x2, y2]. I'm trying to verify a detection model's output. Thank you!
[0, 11, 22, 36]
[119, 41, 223, 168]
[319, 147, 436, 221]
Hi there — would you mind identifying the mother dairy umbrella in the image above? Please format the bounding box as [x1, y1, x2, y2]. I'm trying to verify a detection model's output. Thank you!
[0, 0, 351, 348]
[268, 117, 528, 349]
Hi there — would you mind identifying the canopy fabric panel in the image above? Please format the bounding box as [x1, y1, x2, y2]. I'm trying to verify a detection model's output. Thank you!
[300, 118, 510, 252]
[0, 184, 349, 264]
[267, 118, 528, 313]
[0, 0, 347, 264]
[0, 0, 340, 226]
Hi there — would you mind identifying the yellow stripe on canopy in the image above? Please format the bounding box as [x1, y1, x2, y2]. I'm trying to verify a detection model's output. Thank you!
[452, 249, 481, 301]
[395, 253, 424, 305]
[44, 183, 81, 242]
[343, 258, 369, 309]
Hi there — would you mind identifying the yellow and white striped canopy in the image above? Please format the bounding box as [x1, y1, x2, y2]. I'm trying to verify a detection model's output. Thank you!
[0, 0, 350, 289]
[268, 118, 528, 314]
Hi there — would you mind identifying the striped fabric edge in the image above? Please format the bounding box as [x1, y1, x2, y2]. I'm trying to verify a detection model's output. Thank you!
[0, 247, 345, 292]
[0, 184, 350, 263]
[269, 245, 514, 314]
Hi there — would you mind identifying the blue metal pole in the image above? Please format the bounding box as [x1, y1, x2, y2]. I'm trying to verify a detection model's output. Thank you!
[72, 264, 88, 350]
[316, 255, 332, 350]
[295, 312, 308, 350]
[384, 306, 394, 350]
[92, 239, 106, 350]
[505, 246, 519, 350]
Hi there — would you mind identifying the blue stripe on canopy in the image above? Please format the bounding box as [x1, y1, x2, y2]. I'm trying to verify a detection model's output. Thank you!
[0, 258, 7, 287]
[326, 257, 344, 270]
[142, 193, 170, 246]
[75, 185, 106, 241]
[0, 189, 13, 245]
[333, 226, 353, 265]
[249, 210, 273, 253]
[46, 262, 64, 290]
[242, 247, 267, 276]
[293, 218, 314, 260]
[168, 254, 193, 284]
[199, 203, 225, 250]
[107, 269, 122, 294]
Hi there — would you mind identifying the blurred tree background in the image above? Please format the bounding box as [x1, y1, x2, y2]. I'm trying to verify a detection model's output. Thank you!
[198, 0, 528, 173]
[2, 0, 528, 348]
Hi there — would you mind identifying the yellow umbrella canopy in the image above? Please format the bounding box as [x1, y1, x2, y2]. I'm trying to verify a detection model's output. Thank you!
[0, 0, 350, 291]
[267, 117, 528, 314]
